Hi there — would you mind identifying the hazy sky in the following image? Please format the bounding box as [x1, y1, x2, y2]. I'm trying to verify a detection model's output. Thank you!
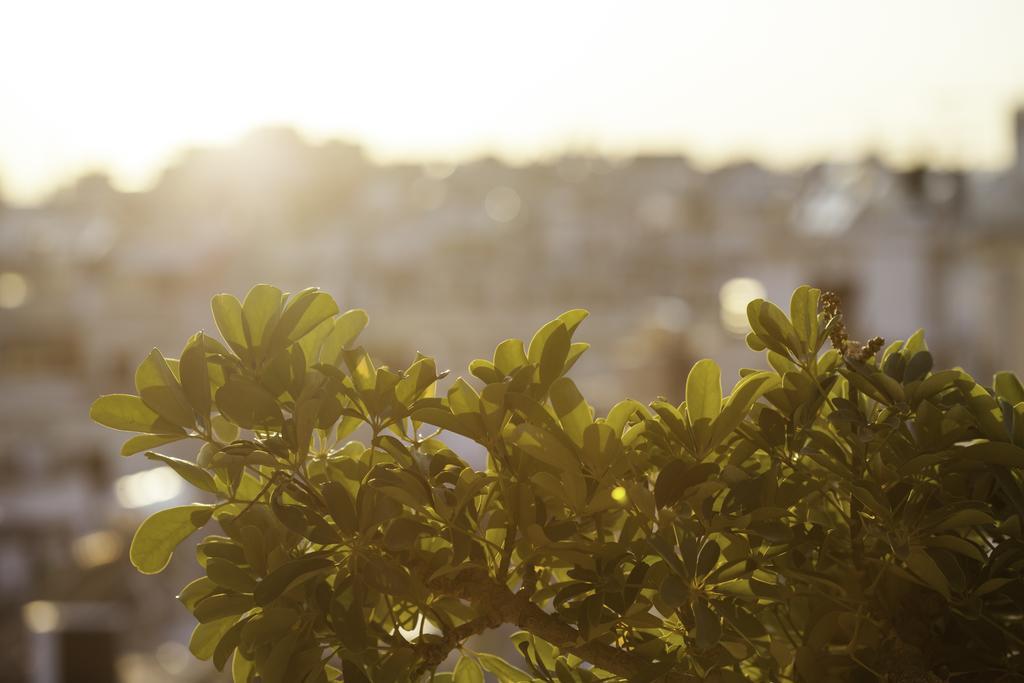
[2, 0, 1023, 203]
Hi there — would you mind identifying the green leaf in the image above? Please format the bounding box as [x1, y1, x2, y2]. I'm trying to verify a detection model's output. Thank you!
[412, 405, 483, 441]
[120, 433, 186, 456]
[232, 650, 255, 683]
[212, 414, 240, 442]
[562, 342, 590, 375]
[926, 535, 985, 563]
[273, 288, 340, 346]
[975, 578, 1014, 597]
[136, 348, 196, 428]
[538, 324, 570, 388]
[241, 284, 284, 352]
[693, 601, 721, 647]
[789, 285, 820, 354]
[695, 539, 720, 578]
[178, 576, 217, 610]
[469, 358, 503, 384]
[189, 615, 238, 661]
[904, 328, 928, 355]
[144, 451, 219, 493]
[199, 539, 247, 565]
[549, 377, 592, 447]
[214, 620, 245, 672]
[711, 371, 777, 446]
[130, 504, 214, 574]
[512, 423, 581, 476]
[655, 461, 718, 508]
[448, 377, 482, 416]
[493, 338, 528, 375]
[685, 359, 722, 424]
[215, 379, 283, 430]
[480, 382, 510, 435]
[261, 631, 299, 683]
[528, 319, 571, 387]
[322, 481, 357, 535]
[212, 293, 248, 358]
[193, 594, 254, 623]
[747, 299, 801, 358]
[454, 655, 485, 683]
[383, 517, 432, 551]
[476, 653, 532, 682]
[398, 356, 442, 404]
[557, 308, 589, 335]
[90, 394, 185, 434]
[745, 332, 767, 351]
[342, 347, 376, 392]
[903, 351, 933, 383]
[928, 509, 996, 532]
[206, 558, 258, 593]
[320, 309, 369, 366]
[960, 441, 1024, 467]
[341, 659, 371, 683]
[254, 556, 334, 605]
[180, 333, 213, 419]
[605, 399, 647, 436]
[906, 547, 951, 601]
[995, 371, 1024, 406]
[238, 608, 299, 656]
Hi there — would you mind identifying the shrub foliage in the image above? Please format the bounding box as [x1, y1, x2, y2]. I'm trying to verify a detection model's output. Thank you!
[92, 285, 1024, 682]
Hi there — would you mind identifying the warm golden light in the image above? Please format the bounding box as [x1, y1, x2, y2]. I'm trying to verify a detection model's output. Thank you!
[155, 641, 190, 675]
[720, 277, 766, 335]
[0, 273, 29, 309]
[611, 486, 628, 503]
[1, 1, 1022, 203]
[22, 601, 60, 634]
[115, 468, 182, 509]
[71, 530, 123, 569]
[395, 614, 441, 641]
[484, 186, 522, 223]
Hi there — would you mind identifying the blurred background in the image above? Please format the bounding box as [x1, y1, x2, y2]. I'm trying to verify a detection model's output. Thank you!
[2, 1, 1024, 681]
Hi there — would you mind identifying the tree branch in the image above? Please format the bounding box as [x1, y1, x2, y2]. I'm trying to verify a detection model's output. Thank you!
[409, 615, 495, 679]
[416, 564, 687, 682]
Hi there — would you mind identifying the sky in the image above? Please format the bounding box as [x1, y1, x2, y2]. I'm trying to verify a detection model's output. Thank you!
[1, 0, 1023, 204]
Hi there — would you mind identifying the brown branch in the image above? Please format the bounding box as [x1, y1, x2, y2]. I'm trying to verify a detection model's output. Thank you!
[417, 564, 688, 682]
[409, 615, 495, 679]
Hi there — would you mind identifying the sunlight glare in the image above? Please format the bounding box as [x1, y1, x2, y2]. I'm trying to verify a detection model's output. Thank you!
[0, 273, 29, 309]
[22, 601, 60, 634]
[115, 467, 183, 509]
[720, 277, 766, 335]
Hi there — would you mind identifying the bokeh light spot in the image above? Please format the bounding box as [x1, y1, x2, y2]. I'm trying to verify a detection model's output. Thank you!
[0, 272, 29, 309]
[71, 530, 123, 569]
[155, 641, 190, 675]
[23, 601, 59, 633]
[114, 467, 183, 509]
[719, 277, 766, 335]
[484, 186, 521, 223]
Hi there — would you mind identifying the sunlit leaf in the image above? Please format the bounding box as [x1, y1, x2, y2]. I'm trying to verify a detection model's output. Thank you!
[131, 504, 214, 574]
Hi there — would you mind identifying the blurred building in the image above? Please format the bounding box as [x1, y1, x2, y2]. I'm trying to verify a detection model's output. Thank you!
[0, 117, 1022, 680]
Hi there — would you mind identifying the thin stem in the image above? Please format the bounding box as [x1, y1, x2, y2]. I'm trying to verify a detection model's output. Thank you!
[234, 474, 279, 517]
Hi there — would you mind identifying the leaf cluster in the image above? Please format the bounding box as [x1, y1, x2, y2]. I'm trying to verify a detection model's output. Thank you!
[92, 285, 1024, 682]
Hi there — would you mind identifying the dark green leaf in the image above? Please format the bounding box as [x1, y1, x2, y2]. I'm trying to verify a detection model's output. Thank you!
[145, 451, 219, 493]
[215, 379, 283, 430]
[254, 556, 334, 605]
